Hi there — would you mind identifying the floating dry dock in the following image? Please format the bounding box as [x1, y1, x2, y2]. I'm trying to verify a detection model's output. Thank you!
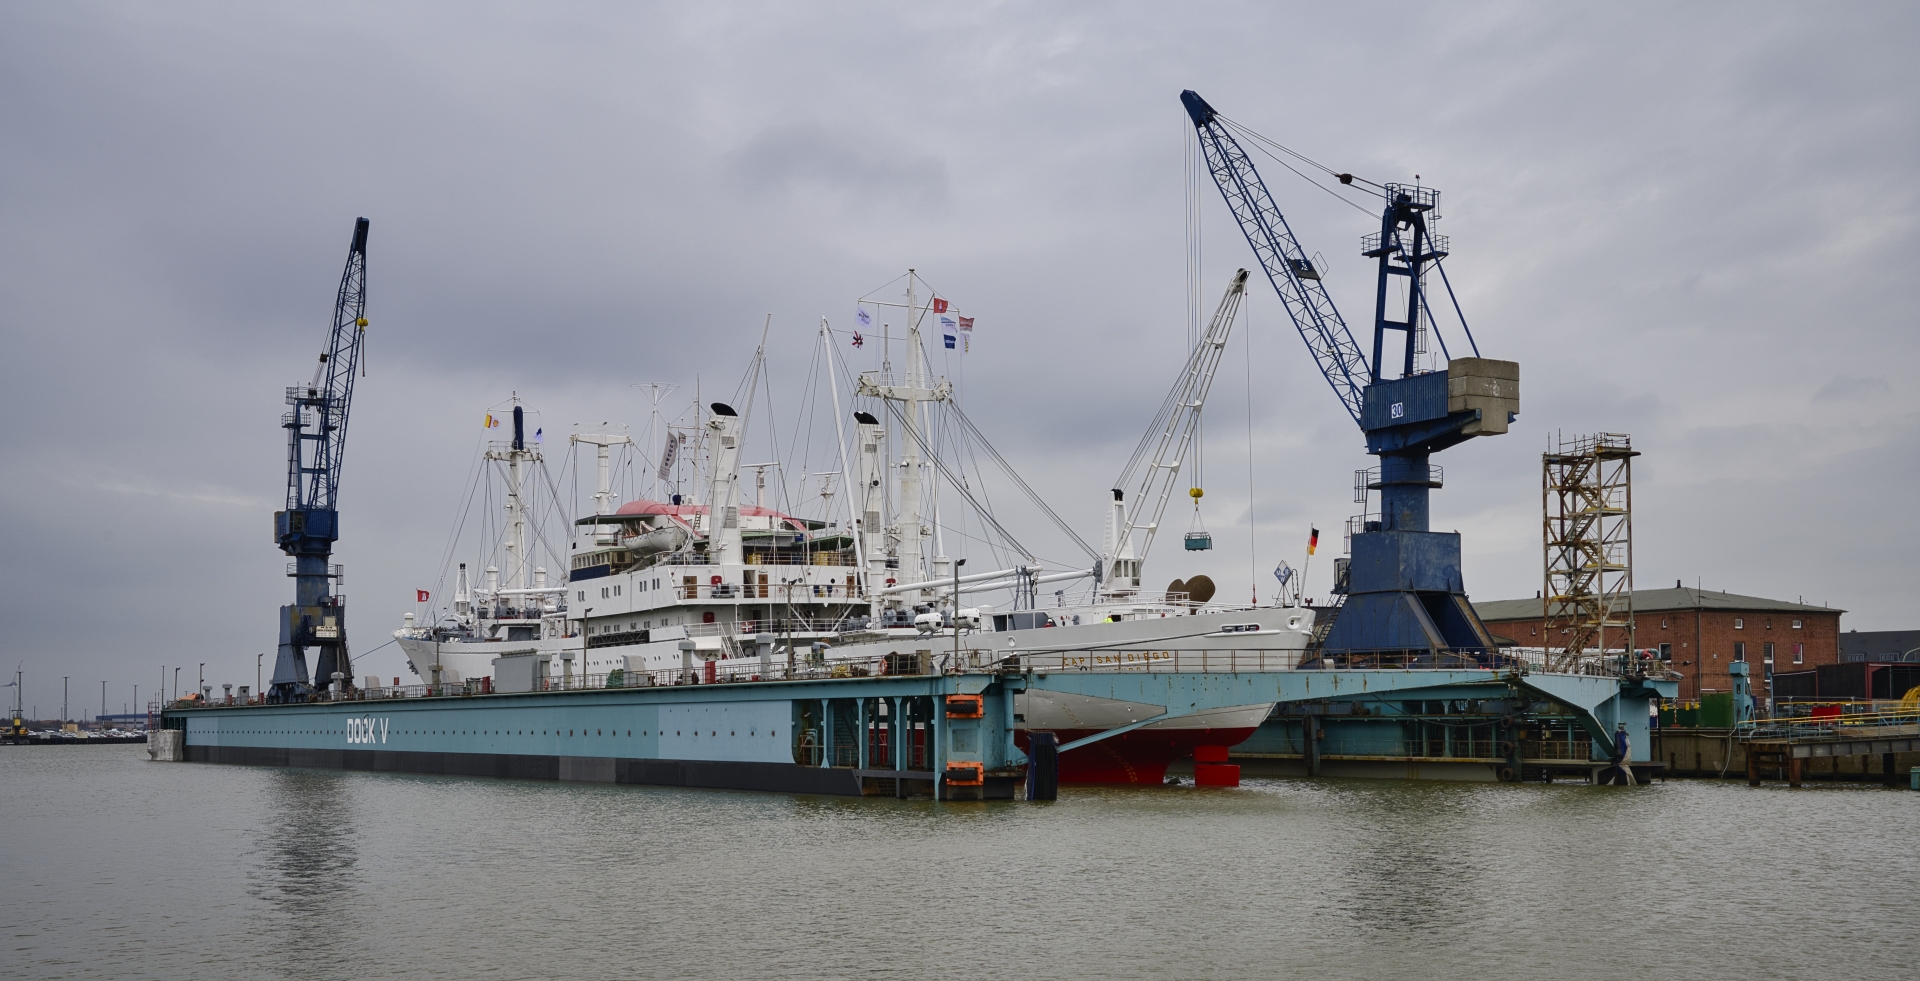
[158, 646, 1674, 796]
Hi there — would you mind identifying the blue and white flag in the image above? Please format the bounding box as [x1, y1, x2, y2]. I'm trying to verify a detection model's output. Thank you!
[1273, 561, 1293, 586]
[856, 307, 872, 327]
[944, 333, 956, 350]
[533, 427, 543, 444]
[941, 315, 957, 350]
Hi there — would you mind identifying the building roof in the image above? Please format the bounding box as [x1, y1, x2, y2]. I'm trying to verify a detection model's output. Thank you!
[1839, 629, 1920, 661]
[1474, 587, 1843, 623]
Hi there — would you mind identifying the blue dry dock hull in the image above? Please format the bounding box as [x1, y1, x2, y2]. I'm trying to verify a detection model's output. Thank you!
[164, 674, 1027, 798]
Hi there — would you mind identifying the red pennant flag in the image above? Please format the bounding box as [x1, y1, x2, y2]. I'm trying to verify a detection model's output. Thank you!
[932, 297, 949, 313]
[416, 589, 430, 603]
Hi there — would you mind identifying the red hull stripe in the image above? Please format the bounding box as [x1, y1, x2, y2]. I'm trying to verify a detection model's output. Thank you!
[1017, 726, 1257, 784]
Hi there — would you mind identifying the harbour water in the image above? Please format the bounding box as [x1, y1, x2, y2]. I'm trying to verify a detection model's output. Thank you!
[4, 746, 1909, 980]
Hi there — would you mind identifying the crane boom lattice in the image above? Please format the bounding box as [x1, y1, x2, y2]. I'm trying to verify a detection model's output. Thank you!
[1103, 269, 1248, 597]
[1182, 91, 1370, 424]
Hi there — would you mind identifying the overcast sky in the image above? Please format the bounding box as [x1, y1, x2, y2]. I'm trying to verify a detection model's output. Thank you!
[3, 2, 1915, 717]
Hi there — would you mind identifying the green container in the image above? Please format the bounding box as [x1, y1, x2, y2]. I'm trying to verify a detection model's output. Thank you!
[1910, 767, 1918, 791]
[1698, 692, 1734, 729]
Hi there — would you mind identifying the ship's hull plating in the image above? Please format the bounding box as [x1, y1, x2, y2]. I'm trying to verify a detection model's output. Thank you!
[1015, 694, 1272, 783]
[181, 742, 866, 795]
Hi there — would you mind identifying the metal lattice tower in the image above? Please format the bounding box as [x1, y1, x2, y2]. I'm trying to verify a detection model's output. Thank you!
[1542, 433, 1638, 671]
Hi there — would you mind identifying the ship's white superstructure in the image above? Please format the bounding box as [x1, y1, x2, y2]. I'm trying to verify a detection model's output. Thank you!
[395, 271, 1323, 777]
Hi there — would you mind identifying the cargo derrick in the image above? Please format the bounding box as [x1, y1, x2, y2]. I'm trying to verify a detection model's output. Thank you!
[1180, 91, 1519, 660]
[269, 218, 370, 702]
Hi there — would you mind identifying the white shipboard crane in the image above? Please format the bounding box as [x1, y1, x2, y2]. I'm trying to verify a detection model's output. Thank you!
[1100, 269, 1250, 601]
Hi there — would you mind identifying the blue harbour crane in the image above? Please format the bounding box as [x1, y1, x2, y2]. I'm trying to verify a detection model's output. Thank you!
[268, 218, 370, 702]
[1181, 91, 1520, 659]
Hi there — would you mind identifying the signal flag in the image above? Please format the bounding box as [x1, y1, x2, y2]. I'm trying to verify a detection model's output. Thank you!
[932, 297, 949, 313]
[416, 589, 430, 603]
[1308, 528, 1320, 555]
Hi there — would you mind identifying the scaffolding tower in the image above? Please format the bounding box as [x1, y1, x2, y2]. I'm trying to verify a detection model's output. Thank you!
[1543, 433, 1638, 672]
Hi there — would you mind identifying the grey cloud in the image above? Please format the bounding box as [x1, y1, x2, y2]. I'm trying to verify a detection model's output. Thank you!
[729, 123, 949, 210]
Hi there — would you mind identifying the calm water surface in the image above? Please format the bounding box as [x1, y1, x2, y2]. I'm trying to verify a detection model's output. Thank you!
[3, 746, 1910, 980]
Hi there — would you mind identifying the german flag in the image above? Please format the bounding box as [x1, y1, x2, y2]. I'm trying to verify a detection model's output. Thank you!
[1308, 527, 1320, 556]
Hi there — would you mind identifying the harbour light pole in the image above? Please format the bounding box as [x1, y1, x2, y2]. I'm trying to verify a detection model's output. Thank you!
[62, 676, 69, 723]
[173, 666, 180, 702]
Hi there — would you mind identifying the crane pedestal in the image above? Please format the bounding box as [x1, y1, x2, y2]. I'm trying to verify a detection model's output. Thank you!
[1319, 361, 1518, 662]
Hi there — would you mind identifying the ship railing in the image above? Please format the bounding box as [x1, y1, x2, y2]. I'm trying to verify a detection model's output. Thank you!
[166, 644, 1613, 710]
[678, 616, 869, 640]
[670, 582, 862, 601]
[1733, 708, 1920, 742]
[654, 552, 859, 569]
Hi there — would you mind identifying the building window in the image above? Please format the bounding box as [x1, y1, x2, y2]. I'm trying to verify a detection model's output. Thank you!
[1530, 626, 1537, 636]
[1763, 642, 1775, 663]
[1764, 618, 1772, 629]
[1792, 619, 1802, 629]
[1661, 618, 1669, 629]
[1734, 642, 1746, 661]
[1793, 643, 1804, 664]
[1659, 643, 1672, 659]
[1733, 618, 1744, 629]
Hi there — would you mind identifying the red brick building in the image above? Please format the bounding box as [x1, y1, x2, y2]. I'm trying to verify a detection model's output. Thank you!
[1473, 586, 1843, 702]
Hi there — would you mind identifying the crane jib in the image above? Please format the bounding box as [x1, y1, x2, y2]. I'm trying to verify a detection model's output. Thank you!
[1181, 90, 1369, 425]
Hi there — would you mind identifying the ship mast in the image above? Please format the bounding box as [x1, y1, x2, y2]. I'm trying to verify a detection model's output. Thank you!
[486, 401, 541, 594]
[857, 270, 952, 611]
